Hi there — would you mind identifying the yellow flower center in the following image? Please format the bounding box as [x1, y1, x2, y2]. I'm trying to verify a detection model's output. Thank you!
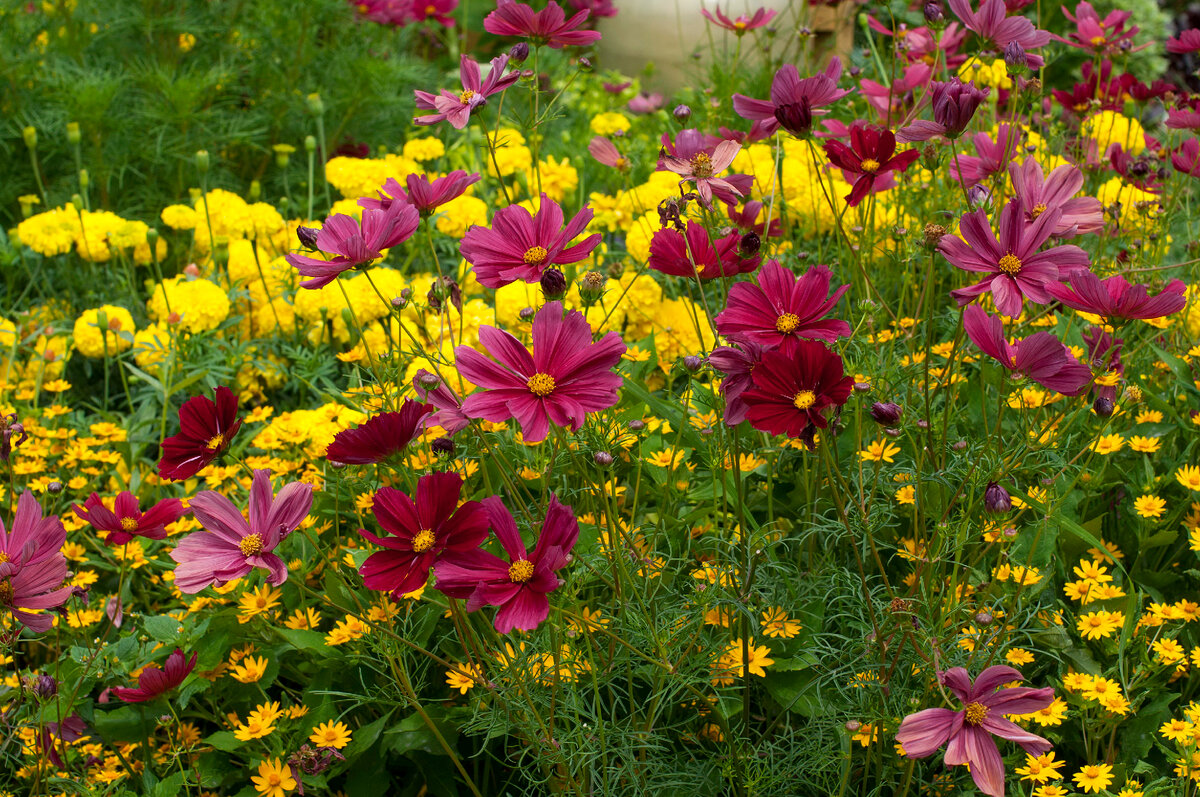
[509, 559, 535, 583]
[775, 312, 801, 333]
[411, 529, 436, 553]
[690, 152, 714, 178]
[239, 533, 264, 557]
[523, 245, 549, 266]
[997, 253, 1022, 275]
[0, 552, 8, 564]
[527, 373, 556, 397]
[733, 20, 747, 30]
[1090, 35, 1106, 46]
[860, 158, 880, 173]
[120, 517, 139, 532]
[793, 390, 816, 410]
[1030, 202, 1048, 219]
[267, 774, 282, 787]
[458, 89, 476, 105]
[964, 702, 989, 725]
[205, 434, 225, 451]
[426, 3, 436, 13]
[0, 579, 12, 604]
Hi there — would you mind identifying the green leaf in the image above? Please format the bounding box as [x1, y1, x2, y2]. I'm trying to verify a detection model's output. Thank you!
[277, 628, 334, 657]
[764, 668, 822, 717]
[153, 772, 187, 797]
[204, 731, 241, 753]
[143, 614, 183, 643]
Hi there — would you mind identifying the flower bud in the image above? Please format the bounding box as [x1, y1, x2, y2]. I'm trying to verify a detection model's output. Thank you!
[984, 482, 1012, 513]
[953, 439, 967, 450]
[1093, 396, 1114, 417]
[431, 437, 455, 457]
[738, 232, 761, 258]
[1003, 42, 1027, 76]
[682, 355, 703, 373]
[578, 56, 593, 71]
[967, 183, 991, 210]
[870, 402, 903, 425]
[975, 611, 993, 625]
[249, 180, 261, 201]
[922, 223, 947, 251]
[540, 267, 567, 301]
[297, 226, 320, 251]
[304, 135, 317, 153]
[673, 104, 692, 124]
[593, 451, 613, 467]
[519, 306, 536, 321]
[923, 1, 945, 28]
[306, 93, 325, 116]
[628, 419, 646, 431]
[509, 42, 530, 63]
[79, 169, 89, 190]
[845, 720, 862, 732]
[392, 288, 411, 309]
[578, 271, 607, 305]
[66, 121, 81, 145]
[23, 126, 37, 150]
[47, 481, 62, 494]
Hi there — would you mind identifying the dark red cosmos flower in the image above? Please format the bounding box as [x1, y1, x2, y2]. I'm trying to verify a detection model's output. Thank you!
[460, 194, 600, 289]
[73, 493, 186, 546]
[359, 170, 481, 216]
[1050, 60, 1131, 115]
[963, 305, 1093, 395]
[732, 58, 851, 137]
[1172, 138, 1200, 179]
[285, 201, 420, 289]
[414, 54, 521, 129]
[1045, 271, 1187, 323]
[433, 494, 578, 633]
[157, 386, 242, 481]
[483, 0, 602, 48]
[708, 339, 772, 426]
[112, 649, 197, 703]
[325, 399, 434, 465]
[823, 124, 919, 206]
[699, 5, 776, 35]
[359, 472, 490, 598]
[411, 0, 458, 26]
[648, 222, 761, 280]
[741, 340, 854, 438]
[897, 78, 989, 142]
[1168, 29, 1200, 54]
[727, 200, 782, 238]
[1167, 97, 1200, 131]
[715, 260, 850, 346]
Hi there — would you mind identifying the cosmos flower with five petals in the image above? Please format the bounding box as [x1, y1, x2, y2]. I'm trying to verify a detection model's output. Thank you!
[157, 386, 243, 481]
[359, 171, 481, 216]
[699, 5, 776, 35]
[963, 305, 1094, 395]
[732, 58, 851, 137]
[73, 492, 186, 546]
[460, 195, 600, 289]
[740, 340, 854, 439]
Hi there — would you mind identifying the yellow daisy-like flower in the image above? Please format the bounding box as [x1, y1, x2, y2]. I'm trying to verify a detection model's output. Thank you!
[760, 607, 802, 639]
[1127, 435, 1160, 453]
[859, 439, 901, 463]
[1072, 763, 1114, 793]
[1160, 718, 1195, 743]
[229, 655, 269, 683]
[1016, 751, 1067, 784]
[1005, 648, 1034, 666]
[308, 720, 353, 750]
[446, 663, 484, 694]
[895, 484, 916, 505]
[1177, 465, 1200, 492]
[1133, 494, 1165, 518]
[1077, 610, 1123, 640]
[1089, 434, 1124, 454]
[250, 757, 296, 797]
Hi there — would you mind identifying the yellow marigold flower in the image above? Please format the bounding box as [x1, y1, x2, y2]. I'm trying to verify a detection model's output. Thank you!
[859, 439, 901, 463]
[73, 305, 135, 358]
[1177, 465, 1200, 492]
[1077, 610, 1123, 640]
[1082, 111, 1145, 155]
[251, 757, 296, 797]
[230, 655, 269, 683]
[402, 137, 445, 162]
[590, 112, 631, 137]
[1072, 763, 1114, 793]
[308, 721, 352, 750]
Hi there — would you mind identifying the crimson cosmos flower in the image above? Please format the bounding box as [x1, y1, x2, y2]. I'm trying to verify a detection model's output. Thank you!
[732, 58, 851, 137]
[415, 54, 521, 129]
[947, 0, 1050, 67]
[359, 171, 481, 216]
[455, 301, 626, 443]
[963, 305, 1093, 395]
[170, 470, 313, 593]
[483, 0, 602, 48]
[708, 339, 772, 426]
[896, 666, 1055, 797]
[433, 494, 579, 633]
[699, 5, 777, 35]
[940, 200, 1090, 318]
[727, 200, 782, 238]
[157, 386, 242, 481]
[325, 400, 434, 465]
[648, 222, 761, 280]
[740, 340, 854, 438]
[73, 492, 186, 546]
[897, 78, 989, 142]
[1172, 138, 1200, 179]
[715, 259, 850, 346]
[285, 201, 420, 290]
[1168, 29, 1200, 54]
[413, 370, 472, 434]
[112, 649, 197, 703]
[359, 472, 489, 598]
[0, 491, 72, 633]
[460, 194, 600, 289]
[823, 124, 919, 206]
[1044, 271, 1187, 323]
[1008, 159, 1103, 237]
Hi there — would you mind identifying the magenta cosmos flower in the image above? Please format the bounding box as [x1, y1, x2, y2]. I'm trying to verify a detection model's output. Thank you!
[949, 123, 1024, 186]
[947, 0, 1050, 67]
[648, 222, 761, 280]
[1054, 1, 1144, 55]
[823, 124, 919, 206]
[716, 260, 850, 346]
[659, 138, 744, 207]
[359, 471, 489, 598]
[0, 491, 72, 633]
[170, 470, 313, 593]
[359, 171, 481, 216]
[896, 665, 1055, 797]
[708, 339, 772, 426]
[460, 194, 600, 289]
[483, 0, 602, 48]
[588, 136, 630, 171]
[73, 492, 186, 546]
[112, 649, 197, 703]
[897, 78, 989, 142]
[1172, 138, 1200, 179]
[286, 201, 420, 290]
[1008, 159, 1103, 237]
[325, 399, 434, 465]
[963, 305, 1093, 395]
[1045, 271, 1187, 323]
[157, 386, 242, 481]
[941, 200, 1090, 318]
[741, 340, 854, 438]
[700, 5, 776, 35]
[433, 494, 578, 633]
[414, 54, 521, 129]
[455, 301, 626, 443]
[1168, 29, 1200, 54]
[732, 58, 851, 137]
[413, 370, 472, 434]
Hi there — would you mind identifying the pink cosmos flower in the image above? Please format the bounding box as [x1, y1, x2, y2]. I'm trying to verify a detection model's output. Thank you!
[455, 301, 626, 443]
[170, 470, 313, 593]
[1045, 271, 1187, 322]
[112, 649, 197, 703]
[940, 200, 1090, 318]
[896, 665, 1055, 797]
[658, 137, 745, 208]
[628, 92, 665, 114]
[73, 492, 186, 546]
[860, 63, 933, 124]
[732, 58, 851, 137]
[1167, 97, 1200, 131]
[699, 5, 776, 35]
[483, 0, 602, 48]
[1054, 1, 1145, 55]
[947, 0, 1050, 67]
[433, 494, 578, 633]
[157, 386, 242, 481]
[359, 171, 481, 216]
[823, 124, 919, 206]
[1008, 159, 1103, 237]
[949, 123, 1025, 186]
[866, 17, 969, 68]
[963, 305, 1093, 395]
[0, 491, 72, 633]
[414, 54, 521, 129]
[715, 260, 850, 346]
[358, 472, 490, 598]
[708, 339, 772, 426]
[411, 0, 458, 26]
[648, 222, 761, 280]
[741, 340, 854, 439]
[588, 136, 629, 170]
[285, 201, 420, 289]
[460, 194, 600, 289]
[1167, 29, 1200, 54]
[413, 370, 472, 434]
[325, 399, 434, 465]
[1172, 138, 1200, 179]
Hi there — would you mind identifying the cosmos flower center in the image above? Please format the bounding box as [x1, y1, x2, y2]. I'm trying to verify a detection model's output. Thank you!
[239, 533, 265, 557]
[523, 245, 549, 266]
[411, 529, 436, 553]
[733, 20, 747, 30]
[1030, 202, 1048, 219]
[793, 390, 816, 410]
[1090, 35, 1106, 46]
[509, 559, 535, 583]
[964, 702, 989, 725]
[458, 89, 476, 105]
[527, 373, 556, 397]
[425, 3, 436, 13]
[775, 312, 801, 333]
[860, 159, 881, 173]
[0, 552, 8, 564]
[690, 152, 714, 178]
[120, 517, 139, 532]
[205, 434, 226, 451]
[997, 253, 1023, 275]
[0, 579, 12, 604]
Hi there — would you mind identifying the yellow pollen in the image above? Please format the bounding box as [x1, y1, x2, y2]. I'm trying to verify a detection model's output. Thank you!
[0, 552, 8, 564]
[733, 20, 747, 30]
[1030, 202, 1048, 218]
[775, 312, 801, 334]
[425, 3, 436, 12]
[690, 152, 714, 178]
[860, 158, 881, 173]
[793, 390, 816, 410]
[523, 245, 549, 266]
[120, 517, 139, 532]
[205, 434, 225, 451]
[239, 533, 264, 557]
[1089, 35, 1106, 46]
[527, 373, 556, 397]
[0, 579, 12, 604]
[458, 89, 476, 104]
[411, 529, 436, 553]
[997, 253, 1022, 275]
[509, 559, 535, 582]
[964, 702, 989, 725]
